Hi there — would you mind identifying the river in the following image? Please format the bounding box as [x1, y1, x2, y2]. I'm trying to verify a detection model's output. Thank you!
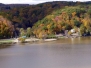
[0, 37, 91, 68]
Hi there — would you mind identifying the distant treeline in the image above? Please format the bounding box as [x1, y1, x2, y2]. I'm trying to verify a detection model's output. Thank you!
[0, 3, 29, 10]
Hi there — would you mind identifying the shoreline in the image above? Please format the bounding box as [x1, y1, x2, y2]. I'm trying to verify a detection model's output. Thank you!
[13, 38, 57, 43]
[0, 36, 90, 44]
[0, 38, 57, 44]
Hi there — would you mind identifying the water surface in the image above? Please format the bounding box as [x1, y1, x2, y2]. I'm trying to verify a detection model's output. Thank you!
[0, 37, 91, 68]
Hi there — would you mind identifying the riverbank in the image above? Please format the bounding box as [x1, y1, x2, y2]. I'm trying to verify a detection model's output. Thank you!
[0, 38, 57, 45]
[0, 35, 89, 45]
[13, 38, 57, 43]
[0, 39, 13, 45]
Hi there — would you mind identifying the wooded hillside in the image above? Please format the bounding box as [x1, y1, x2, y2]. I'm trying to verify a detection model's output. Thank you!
[0, 1, 91, 29]
[33, 6, 91, 38]
[0, 1, 91, 38]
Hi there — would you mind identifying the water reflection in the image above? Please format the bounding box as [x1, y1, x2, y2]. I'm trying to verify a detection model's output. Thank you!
[0, 44, 12, 49]
[0, 37, 91, 68]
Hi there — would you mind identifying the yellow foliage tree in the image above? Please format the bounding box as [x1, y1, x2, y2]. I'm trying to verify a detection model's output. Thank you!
[72, 12, 76, 17]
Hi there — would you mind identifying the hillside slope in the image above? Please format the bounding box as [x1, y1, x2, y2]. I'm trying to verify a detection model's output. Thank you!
[33, 6, 91, 38]
[0, 1, 91, 29]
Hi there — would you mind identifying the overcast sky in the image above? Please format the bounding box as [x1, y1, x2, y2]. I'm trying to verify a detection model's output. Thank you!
[0, 0, 91, 4]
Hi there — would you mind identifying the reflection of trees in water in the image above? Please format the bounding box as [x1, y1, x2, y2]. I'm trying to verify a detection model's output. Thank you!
[70, 37, 91, 44]
[0, 44, 12, 49]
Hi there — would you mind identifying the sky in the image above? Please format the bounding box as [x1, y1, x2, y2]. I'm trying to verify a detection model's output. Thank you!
[0, 0, 91, 4]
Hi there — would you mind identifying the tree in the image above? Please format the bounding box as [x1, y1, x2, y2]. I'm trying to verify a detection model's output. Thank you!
[19, 28, 26, 37]
[65, 24, 72, 30]
[80, 24, 86, 36]
[0, 16, 14, 39]
[26, 27, 32, 37]
[74, 20, 81, 27]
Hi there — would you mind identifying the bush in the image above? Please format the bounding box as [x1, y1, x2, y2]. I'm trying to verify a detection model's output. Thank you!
[18, 37, 25, 43]
[46, 34, 56, 39]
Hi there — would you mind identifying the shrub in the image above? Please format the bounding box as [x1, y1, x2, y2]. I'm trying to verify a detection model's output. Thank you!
[18, 37, 25, 43]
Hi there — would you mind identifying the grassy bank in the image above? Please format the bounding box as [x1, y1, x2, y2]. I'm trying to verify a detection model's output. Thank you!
[0, 39, 13, 45]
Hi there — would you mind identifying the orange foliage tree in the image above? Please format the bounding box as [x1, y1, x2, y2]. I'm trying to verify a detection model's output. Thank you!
[0, 16, 14, 39]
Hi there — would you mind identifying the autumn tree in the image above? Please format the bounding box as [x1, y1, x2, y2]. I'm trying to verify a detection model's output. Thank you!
[0, 16, 14, 39]
[80, 24, 86, 36]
